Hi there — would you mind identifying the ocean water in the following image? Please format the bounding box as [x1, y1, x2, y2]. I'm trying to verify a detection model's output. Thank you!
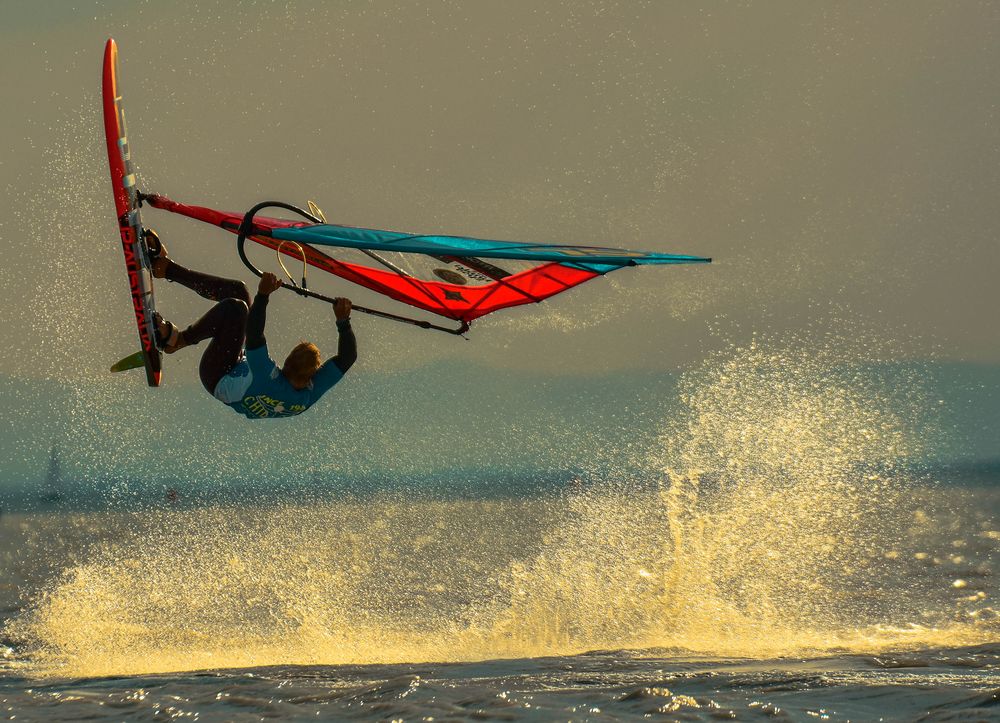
[0, 478, 998, 721]
[2, 344, 999, 720]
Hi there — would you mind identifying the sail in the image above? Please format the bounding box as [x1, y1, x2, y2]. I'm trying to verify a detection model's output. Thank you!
[144, 195, 710, 325]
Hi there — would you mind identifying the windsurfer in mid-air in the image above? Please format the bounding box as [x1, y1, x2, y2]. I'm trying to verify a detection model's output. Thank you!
[144, 229, 356, 419]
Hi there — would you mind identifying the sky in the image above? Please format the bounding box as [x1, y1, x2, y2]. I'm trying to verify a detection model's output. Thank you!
[0, 1, 999, 491]
[0, 0, 998, 383]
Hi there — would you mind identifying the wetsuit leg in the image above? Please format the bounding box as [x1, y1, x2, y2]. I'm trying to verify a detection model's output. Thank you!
[180, 298, 250, 393]
[165, 263, 251, 306]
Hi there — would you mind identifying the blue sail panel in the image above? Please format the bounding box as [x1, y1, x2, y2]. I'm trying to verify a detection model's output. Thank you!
[270, 224, 711, 266]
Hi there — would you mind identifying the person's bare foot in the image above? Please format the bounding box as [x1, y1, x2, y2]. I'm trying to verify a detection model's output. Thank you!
[151, 256, 170, 279]
[153, 312, 188, 354]
[145, 228, 171, 279]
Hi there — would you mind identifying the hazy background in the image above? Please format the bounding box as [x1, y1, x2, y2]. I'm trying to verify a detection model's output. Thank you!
[1, 1, 998, 498]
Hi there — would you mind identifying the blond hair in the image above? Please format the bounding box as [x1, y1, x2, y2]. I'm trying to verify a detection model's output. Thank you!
[282, 341, 321, 388]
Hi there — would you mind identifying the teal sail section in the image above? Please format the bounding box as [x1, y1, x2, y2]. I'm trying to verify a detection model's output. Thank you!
[270, 224, 711, 267]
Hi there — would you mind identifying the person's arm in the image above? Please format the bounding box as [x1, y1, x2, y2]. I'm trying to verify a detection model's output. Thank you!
[331, 298, 357, 374]
[246, 273, 282, 350]
[310, 299, 357, 397]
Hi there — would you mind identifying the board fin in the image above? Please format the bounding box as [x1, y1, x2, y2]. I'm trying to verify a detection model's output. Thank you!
[111, 350, 146, 373]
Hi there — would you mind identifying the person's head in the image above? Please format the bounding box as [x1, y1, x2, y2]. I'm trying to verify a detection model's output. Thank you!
[282, 341, 321, 389]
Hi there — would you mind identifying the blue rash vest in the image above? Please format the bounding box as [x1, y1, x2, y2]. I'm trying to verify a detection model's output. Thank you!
[213, 343, 344, 419]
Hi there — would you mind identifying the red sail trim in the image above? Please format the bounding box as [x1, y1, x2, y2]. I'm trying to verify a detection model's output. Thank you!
[146, 196, 601, 323]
